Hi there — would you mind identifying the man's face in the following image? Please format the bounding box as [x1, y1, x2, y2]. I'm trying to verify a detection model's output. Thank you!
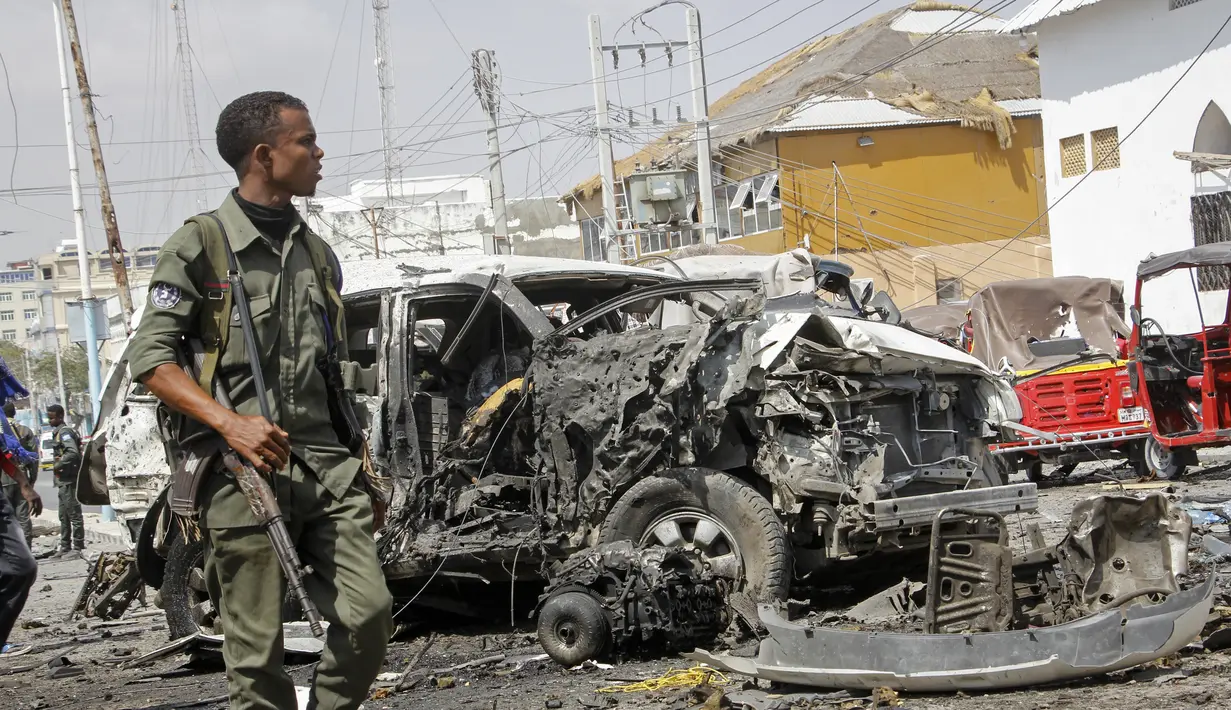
[47, 411, 62, 427]
[265, 108, 324, 197]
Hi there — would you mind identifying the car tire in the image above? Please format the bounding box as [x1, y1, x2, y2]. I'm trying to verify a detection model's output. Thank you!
[536, 592, 609, 666]
[598, 467, 790, 602]
[161, 534, 217, 640]
[1140, 437, 1187, 480]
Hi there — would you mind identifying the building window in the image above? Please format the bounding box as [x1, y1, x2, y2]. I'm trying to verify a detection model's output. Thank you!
[135, 254, 157, 268]
[1170, 0, 1204, 9]
[579, 216, 605, 261]
[0, 271, 33, 284]
[0, 331, 15, 341]
[1190, 191, 1231, 291]
[639, 229, 699, 255]
[1091, 127, 1121, 170]
[21, 291, 34, 301]
[714, 172, 782, 240]
[1060, 134, 1087, 178]
[0, 293, 10, 303]
[23, 309, 36, 320]
[40, 268, 52, 280]
[936, 278, 964, 304]
[0, 311, 13, 322]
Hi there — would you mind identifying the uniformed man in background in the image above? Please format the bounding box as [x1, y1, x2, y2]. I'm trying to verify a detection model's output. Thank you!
[46, 404, 83, 560]
[1, 403, 39, 547]
[126, 91, 391, 710]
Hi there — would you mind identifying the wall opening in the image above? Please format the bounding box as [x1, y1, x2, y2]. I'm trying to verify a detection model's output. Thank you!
[1194, 101, 1231, 156]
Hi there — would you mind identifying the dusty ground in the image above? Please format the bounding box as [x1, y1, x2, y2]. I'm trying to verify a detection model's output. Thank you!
[4, 456, 1231, 710]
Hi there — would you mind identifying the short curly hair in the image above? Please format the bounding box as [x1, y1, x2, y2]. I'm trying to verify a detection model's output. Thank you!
[215, 91, 308, 176]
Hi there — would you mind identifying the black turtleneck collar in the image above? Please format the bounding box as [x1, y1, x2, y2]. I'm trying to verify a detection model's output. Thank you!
[232, 189, 297, 242]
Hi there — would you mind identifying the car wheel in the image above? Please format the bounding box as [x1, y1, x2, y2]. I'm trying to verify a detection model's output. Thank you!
[162, 534, 302, 641]
[161, 534, 218, 639]
[1141, 437, 1186, 480]
[598, 467, 790, 601]
[536, 592, 609, 666]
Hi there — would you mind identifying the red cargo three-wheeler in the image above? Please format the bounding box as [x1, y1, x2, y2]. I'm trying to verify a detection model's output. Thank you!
[906, 277, 1171, 480]
[1130, 244, 1231, 469]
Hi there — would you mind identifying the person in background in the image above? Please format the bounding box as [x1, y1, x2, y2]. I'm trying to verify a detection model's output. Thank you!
[0, 357, 41, 658]
[1, 403, 38, 547]
[46, 404, 83, 560]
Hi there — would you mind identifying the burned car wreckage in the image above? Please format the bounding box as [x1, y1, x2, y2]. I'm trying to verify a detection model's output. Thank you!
[81, 254, 1031, 656]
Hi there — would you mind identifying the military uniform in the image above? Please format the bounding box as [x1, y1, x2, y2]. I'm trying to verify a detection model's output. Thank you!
[1, 419, 38, 545]
[51, 422, 83, 553]
[127, 193, 392, 710]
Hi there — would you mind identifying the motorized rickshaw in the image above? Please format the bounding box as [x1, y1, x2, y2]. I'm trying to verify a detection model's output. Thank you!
[1129, 243, 1231, 470]
[906, 276, 1170, 479]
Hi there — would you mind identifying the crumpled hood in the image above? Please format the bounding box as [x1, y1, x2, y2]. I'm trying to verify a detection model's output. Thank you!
[757, 310, 995, 377]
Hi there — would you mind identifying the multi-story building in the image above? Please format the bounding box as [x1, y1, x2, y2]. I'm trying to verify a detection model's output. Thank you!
[30, 240, 156, 366]
[562, 3, 1052, 306]
[0, 260, 41, 347]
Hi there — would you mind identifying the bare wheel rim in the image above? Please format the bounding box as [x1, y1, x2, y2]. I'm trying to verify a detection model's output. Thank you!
[639, 510, 744, 583]
[1146, 438, 1174, 476]
[187, 552, 218, 633]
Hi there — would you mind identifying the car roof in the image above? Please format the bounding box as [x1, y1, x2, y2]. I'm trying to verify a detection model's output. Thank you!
[339, 254, 681, 296]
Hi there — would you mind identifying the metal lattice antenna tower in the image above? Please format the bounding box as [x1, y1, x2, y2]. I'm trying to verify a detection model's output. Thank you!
[372, 0, 401, 207]
[172, 0, 206, 212]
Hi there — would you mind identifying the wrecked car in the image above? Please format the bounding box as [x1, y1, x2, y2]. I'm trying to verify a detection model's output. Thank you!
[80, 253, 1031, 647]
[905, 276, 1172, 479]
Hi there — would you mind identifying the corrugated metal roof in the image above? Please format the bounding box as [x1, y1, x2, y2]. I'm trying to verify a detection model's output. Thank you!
[889, 8, 1006, 33]
[770, 96, 1042, 133]
[1001, 0, 1105, 33]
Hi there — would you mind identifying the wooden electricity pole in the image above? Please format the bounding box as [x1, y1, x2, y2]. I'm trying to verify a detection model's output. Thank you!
[60, 0, 134, 332]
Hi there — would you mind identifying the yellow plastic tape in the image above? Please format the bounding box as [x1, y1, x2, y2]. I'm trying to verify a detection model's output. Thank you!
[596, 666, 730, 694]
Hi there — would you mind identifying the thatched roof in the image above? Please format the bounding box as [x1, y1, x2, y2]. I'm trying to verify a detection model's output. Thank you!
[565, 2, 1039, 203]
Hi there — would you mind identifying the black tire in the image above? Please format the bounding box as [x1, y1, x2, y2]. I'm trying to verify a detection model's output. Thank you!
[536, 592, 609, 667]
[1026, 460, 1045, 483]
[598, 467, 790, 601]
[161, 534, 217, 640]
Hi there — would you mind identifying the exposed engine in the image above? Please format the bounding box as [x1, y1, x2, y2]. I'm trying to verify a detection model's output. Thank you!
[535, 541, 729, 666]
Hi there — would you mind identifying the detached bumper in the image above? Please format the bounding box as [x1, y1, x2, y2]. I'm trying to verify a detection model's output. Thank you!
[863, 483, 1037, 532]
[690, 576, 1215, 692]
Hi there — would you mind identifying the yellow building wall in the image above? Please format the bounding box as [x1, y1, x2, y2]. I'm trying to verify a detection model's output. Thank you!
[767, 117, 1051, 304]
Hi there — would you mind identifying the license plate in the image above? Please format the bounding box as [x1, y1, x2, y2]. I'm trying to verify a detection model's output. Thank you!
[1118, 407, 1146, 423]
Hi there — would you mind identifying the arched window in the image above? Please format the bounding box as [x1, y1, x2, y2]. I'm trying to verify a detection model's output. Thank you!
[1194, 101, 1231, 156]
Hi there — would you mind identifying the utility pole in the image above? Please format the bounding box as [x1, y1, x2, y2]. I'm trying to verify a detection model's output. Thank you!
[172, 0, 207, 212]
[53, 341, 67, 410]
[371, 0, 402, 209]
[60, 0, 134, 334]
[587, 14, 619, 263]
[364, 207, 382, 257]
[472, 49, 509, 255]
[434, 201, 446, 255]
[52, 0, 101, 425]
[686, 8, 717, 245]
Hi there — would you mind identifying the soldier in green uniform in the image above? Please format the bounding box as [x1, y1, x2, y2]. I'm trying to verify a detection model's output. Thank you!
[126, 91, 391, 710]
[46, 404, 83, 559]
[1, 403, 39, 546]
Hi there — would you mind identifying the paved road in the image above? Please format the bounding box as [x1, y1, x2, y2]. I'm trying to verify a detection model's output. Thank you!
[31, 467, 101, 514]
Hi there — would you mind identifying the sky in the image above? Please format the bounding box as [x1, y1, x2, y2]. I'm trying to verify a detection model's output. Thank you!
[0, 0, 1035, 262]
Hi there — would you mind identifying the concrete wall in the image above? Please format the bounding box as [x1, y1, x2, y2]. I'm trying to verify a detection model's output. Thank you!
[309, 195, 581, 262]
[1035, 0, 1231, 332]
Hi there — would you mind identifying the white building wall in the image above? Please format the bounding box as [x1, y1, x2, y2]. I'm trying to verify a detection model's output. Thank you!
[1036, 0, 1231, 332]
[308, 176, 580, 262]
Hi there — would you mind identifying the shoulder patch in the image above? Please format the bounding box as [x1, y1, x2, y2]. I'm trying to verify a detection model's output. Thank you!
[59, 430, 75, 443]
[150, 283, 182, 310]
